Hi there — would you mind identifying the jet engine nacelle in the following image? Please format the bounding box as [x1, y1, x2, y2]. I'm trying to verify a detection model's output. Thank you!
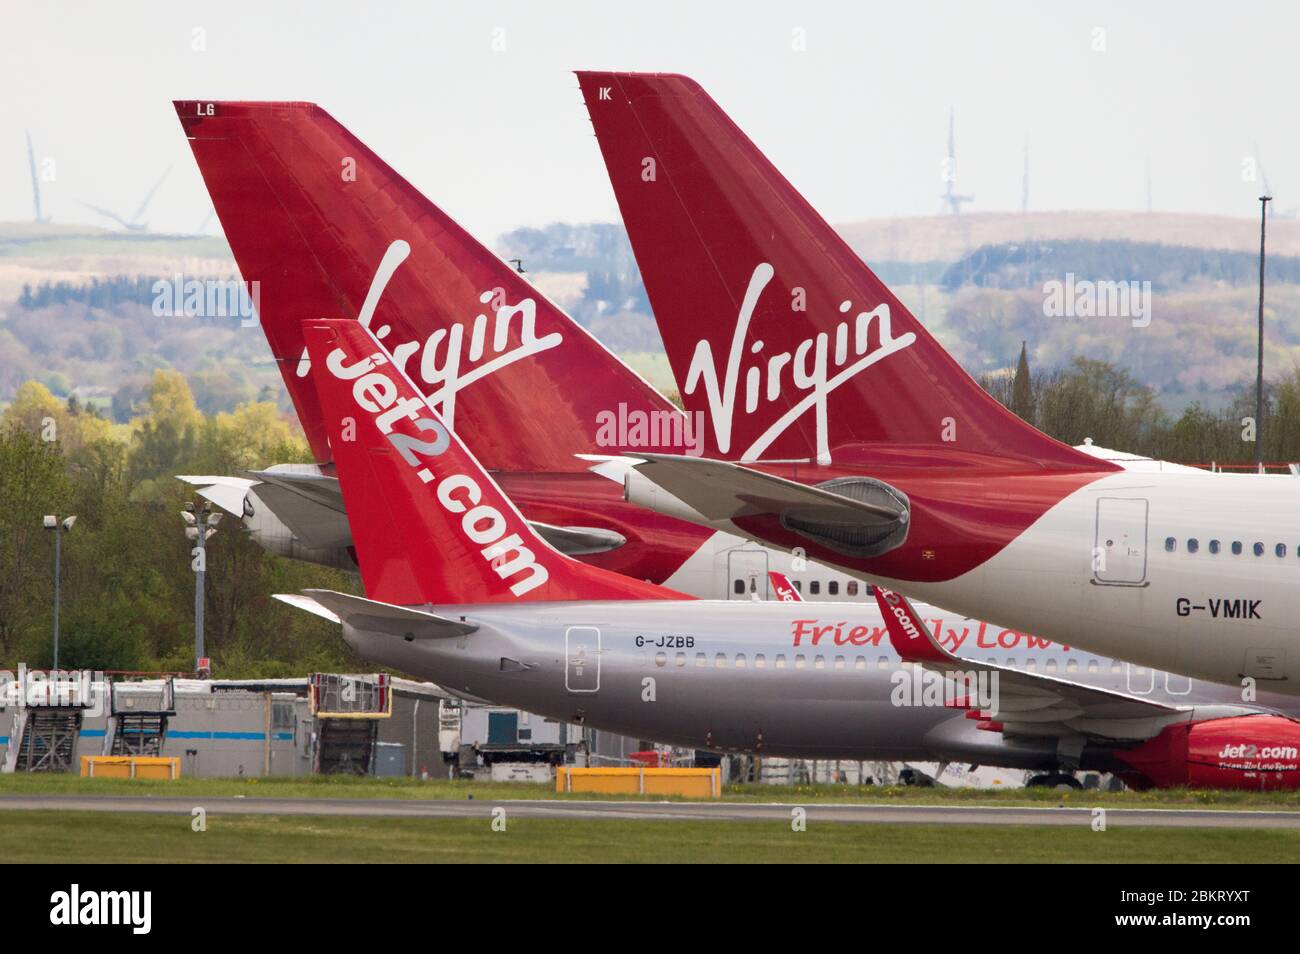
[1113, 713, 1300, 790]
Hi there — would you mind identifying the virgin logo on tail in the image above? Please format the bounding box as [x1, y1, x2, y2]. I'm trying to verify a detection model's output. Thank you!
[685, 263, 917, 464]
[297, 240, 563, 430]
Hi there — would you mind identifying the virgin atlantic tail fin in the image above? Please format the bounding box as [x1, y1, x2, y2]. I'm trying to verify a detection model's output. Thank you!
[303, 318, 683, 606]
[577, 73, 1108, 472]
[175, 100, 679, 470]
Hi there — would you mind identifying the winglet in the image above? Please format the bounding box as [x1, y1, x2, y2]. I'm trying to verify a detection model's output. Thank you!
[768, 571, 802, 602]
[872, 586, 954, 665]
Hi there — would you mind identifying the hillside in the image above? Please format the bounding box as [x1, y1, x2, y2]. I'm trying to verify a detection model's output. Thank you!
[3, 212, 1298, 416]
[838, 211, 1300, 265]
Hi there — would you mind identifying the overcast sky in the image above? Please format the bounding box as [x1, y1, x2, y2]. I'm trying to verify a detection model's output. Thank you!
[2, 0, 1296, 241]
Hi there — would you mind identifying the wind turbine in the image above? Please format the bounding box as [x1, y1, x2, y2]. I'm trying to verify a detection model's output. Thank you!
[1255, 144, 1275, 219]
[940, 107, 974, 215]
[26, 132, 51, 224]
[80, 166, 172, 231]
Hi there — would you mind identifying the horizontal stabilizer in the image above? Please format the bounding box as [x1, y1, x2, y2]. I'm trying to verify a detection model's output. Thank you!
[272, 593, 341, 624]
[612, 452, 910, 558]
[298, 589, 478, 639]
[176, 475, 254, 517]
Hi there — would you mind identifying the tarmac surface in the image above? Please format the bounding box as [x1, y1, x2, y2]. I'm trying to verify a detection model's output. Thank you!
[3, 794, 1300, 828]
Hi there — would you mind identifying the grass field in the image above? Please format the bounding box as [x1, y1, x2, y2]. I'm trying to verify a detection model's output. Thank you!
[1, 809, 1294, 863]
[3, 772, 1300, 810]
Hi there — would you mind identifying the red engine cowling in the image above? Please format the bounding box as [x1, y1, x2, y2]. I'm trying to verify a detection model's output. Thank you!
[1113, 714, 1300, 790]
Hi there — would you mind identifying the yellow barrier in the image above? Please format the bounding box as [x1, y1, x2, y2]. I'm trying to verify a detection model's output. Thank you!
[556, 766, 720, 798]
[80, 756, 181, 780]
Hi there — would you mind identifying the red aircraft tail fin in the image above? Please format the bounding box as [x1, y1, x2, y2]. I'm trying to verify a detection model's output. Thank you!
[577, 73, 1106, 472]
[872, 586, 954, 665]
[768, 571, 802, 603]
[176, 100, 679, 470]
[303, 318, 683, 606]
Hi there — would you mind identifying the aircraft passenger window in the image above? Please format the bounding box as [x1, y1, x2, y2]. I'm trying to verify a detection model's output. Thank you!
[714, 653, 727, 668]
[1087, 660, 1099, 673]
[695, 653, 707, 668]
[834, 656, 846, 670]
[847, 581, 859, 596]
[814, 656, 826, 669]
[1026, 659, 1037, 671]
[735, 654, 747, 668]
[675, 653, 686, 668]
[1232, 541, 1243, 555]
[754, 654, 766, 668]
[828, 581, 839, 596]
[733, 579, 745, 595]
[1277, 543, 1287, 558]
[1186, 538, 1198, 553]
[1254, 542, 1265, 557]
[1111, 661, 1122, 674]
[865, 584, 876, 596]
[794, 655, 807, 670]
[1046, 659, 1058, 673]
[1164, 537, 1176, 552]
[1005, 658, 1016, 668]
[1209, 539, 1221, 554]
[655, 652, 667, 668]
[792, 580, 802, 592]
[1066, 660, 1078, 673]
[877, 657, 889, 669]
[775, 655, 787, 669]
[986, 658, 996, 666]
[855, 657, 867, 670]
[810, 581, 821, 595]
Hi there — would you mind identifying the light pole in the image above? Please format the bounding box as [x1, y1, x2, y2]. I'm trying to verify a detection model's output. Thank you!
[42, 514, 76, 669]
[1256, 194, 1272, 472]
[181, 502, 221, 677]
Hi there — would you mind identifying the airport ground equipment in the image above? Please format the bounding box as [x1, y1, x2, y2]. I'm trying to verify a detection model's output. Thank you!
[557, 766, 722, 797]
[2, 671, 98, 773]
[309, 672, 391, 775]
[80, 755, 180, 779]
[106, 678, 175, 756]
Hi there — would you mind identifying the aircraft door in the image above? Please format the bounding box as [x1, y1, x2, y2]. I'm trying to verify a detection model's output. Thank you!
[1093, 497, 1148, 585]
[565, 626, 601, 693]
[727, 548, 769, 600]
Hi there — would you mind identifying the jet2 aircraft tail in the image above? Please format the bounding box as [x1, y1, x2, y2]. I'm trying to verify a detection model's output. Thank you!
[303, 318, 684, 606]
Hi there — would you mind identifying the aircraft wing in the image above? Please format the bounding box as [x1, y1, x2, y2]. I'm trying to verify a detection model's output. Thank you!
[872, 585, 1214, 741]
[277, 590, 478, 639]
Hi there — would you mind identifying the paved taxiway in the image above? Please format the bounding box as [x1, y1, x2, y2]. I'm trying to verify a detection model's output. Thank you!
[3, 795, 1299, 829]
